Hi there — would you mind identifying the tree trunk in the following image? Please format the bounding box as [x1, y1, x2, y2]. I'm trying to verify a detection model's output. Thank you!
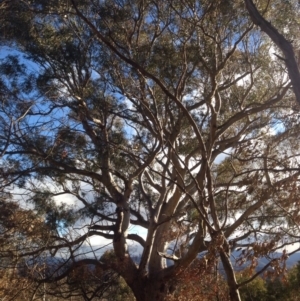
[115, 256, 171, 301]
[220, 250, 241, 301]
[132, 279, 171, 301]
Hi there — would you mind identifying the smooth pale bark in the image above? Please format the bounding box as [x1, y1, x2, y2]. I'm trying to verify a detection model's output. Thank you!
[220, 250, 241, 301]
[148, 225, 168, 276]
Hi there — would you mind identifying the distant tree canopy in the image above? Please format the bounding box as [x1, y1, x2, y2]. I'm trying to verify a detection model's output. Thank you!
[1, 1, 300, 300]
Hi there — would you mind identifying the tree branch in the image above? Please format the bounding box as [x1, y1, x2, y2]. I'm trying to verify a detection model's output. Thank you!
[244, 0, 300, 104]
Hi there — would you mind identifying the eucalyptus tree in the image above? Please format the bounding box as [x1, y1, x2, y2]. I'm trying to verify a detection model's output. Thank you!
[1, 1, 300, 300]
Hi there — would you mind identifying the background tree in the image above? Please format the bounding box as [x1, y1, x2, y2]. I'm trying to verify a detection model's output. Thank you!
[237, 269, 268, 301]
[0, 198, 135, 301]
[1, 1, 300, 300]
[263, 261, 300, 301]
[0, 198, 51, 301]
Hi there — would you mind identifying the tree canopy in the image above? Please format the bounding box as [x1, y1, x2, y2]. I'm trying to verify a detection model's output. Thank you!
[1, 1, 300, 300]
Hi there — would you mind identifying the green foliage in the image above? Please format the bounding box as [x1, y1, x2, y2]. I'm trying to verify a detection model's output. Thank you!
[236, 261, 300, 301]
[237, 272, 268, 301]
[31, 190, 77, 231]
[263, 261, 300, 301]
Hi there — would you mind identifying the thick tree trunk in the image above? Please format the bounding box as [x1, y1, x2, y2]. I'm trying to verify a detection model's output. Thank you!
[148, 224, 168, 276]
[114, 255, 172, 301]
[131, 279, 171, 301]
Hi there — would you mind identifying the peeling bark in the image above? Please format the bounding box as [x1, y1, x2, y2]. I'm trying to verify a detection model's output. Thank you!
[113, 199, 130, 259]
